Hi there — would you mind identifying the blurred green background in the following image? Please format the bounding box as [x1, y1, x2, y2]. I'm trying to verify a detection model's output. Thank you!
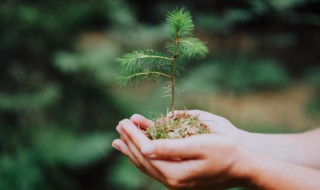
[1, 0, 320, 189]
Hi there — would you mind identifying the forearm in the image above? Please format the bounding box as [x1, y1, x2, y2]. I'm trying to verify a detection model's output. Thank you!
[239, 149, 320, 190]
[240, 129, 320, 169]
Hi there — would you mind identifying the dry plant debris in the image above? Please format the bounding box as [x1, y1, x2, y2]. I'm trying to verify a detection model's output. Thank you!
[145, 112, 212, 140]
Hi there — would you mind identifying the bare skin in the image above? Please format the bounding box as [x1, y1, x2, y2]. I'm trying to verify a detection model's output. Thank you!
[112, 110, 320, 189]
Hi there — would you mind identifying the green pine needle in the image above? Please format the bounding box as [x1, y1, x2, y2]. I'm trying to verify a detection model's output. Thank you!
[116, 7, 208, 111]
[179, 37, 208, 59]
[167, 7, 194, 39]
[117, 49, 172, 73]
[117, 70, 172, 86]
[116, 49, 173, 85]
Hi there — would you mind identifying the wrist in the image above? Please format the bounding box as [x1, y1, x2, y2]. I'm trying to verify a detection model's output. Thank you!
[229, 145, 263, 188]
[235, 131, 261, 151]
[231, 129, 254, 146]
[224, 143, 258, 188]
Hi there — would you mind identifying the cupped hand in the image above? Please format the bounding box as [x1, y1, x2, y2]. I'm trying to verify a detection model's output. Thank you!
[112, 119, 251, 189]
[130, 110, 247, 141]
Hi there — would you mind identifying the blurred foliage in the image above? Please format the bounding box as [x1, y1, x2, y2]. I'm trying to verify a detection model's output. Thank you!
[182, 58, 290, 94]
[54, 42, 120, 84]
[0, 0, 319, 190]
[195, 0, 320, 34]
[0, 0, 127, 190]
[305, 67, 320, 116]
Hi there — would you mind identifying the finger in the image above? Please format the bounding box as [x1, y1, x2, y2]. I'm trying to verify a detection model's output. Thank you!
[141, 136, 203, 159]
[121, 132, 165, 182]
[112, 139, 124, 152]
[121, 133, 146, 172]
[116, 122, 158, 175]
[152, 159, 205, 184]
[130, 114, 154, 130]
[112, 139, 142, 170]
[169, 110, 231, 133]
[112, 139, 134, 159]
[112, 139, 133, 156]
[119, 119, 151, 149]
[116, 124, 122, 135]
[118, 135, 142, 168]
[122, 132, 145, 165]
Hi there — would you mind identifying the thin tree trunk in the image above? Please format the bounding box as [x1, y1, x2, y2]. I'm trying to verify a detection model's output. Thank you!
[171, 57, 176, 113]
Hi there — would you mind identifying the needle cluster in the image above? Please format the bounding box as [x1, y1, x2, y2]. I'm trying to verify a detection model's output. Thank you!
[116, 8, 212, 139]
[117, 8, 208, 112]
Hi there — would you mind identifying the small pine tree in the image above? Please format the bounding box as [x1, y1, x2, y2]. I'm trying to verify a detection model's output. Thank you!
[117, 8, 212, 139]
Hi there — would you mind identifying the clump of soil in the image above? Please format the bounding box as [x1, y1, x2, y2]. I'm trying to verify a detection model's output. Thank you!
[145, 111, 213, 140]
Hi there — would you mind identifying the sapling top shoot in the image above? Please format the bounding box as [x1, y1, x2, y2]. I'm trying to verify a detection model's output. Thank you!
[117, 8, 212, 139]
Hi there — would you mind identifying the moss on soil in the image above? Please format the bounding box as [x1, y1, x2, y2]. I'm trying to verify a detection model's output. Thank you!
[145, 111, 212, 140]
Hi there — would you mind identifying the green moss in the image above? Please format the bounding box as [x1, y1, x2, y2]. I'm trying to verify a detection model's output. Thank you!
[146, 112, 212, 140]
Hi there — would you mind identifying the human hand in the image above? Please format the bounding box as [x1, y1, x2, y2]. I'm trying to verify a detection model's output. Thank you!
[112, 111, 320, 189]
[113, 119, 251, 189]
[130, 110, 248, 141]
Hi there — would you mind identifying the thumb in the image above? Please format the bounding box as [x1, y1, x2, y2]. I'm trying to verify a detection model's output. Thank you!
[141, 136, 203, 159]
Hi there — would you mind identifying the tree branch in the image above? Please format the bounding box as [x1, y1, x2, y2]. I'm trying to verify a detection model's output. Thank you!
[125, 71, 173, 80]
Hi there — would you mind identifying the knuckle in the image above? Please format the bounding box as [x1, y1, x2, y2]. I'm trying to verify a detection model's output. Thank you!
[166, 178, 182, 189]
[165, 172, 196, 189]
[158, 146, 173, 156]
[165, 171, 185, 187]
[221, 139, 238, 157]
[191, 163, 205, 175]
[198, 139, 211, 150]
[181, 181, 196, 189]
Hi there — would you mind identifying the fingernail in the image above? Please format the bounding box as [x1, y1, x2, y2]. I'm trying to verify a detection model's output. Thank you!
[121, 119, 132, 126]
[112, 143, 121, 151]
[118, 119, 127, 126]
[130, 114, 140, 120]
[120, 119, 132, 131]
[141, 145, 155, 155]
[116, 125, 122, 134]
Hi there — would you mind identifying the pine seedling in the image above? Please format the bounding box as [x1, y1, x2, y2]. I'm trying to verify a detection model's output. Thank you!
[117, 8, 212, 139]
